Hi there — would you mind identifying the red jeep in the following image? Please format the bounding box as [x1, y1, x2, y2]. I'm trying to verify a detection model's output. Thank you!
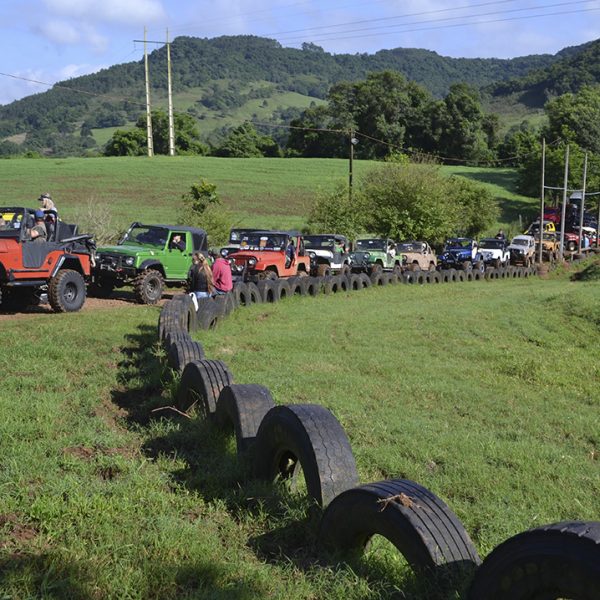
[0, 207, 96, 312]
[227, 230, 311, 282]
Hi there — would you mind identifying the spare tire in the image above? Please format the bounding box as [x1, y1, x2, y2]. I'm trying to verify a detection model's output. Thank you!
[254, 404, 358, 507]
[168, 339, 205, 373]
[468, 521, 600, 600]
[320, 478, 481, 577]
[176, 359, 233, 416]
[215, 384, 276, 455]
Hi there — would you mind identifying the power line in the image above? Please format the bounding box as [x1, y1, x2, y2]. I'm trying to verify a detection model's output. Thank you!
[276, 3, 599, 45]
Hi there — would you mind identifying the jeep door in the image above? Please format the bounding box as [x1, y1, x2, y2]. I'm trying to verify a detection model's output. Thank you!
[163, 231, 192, 280]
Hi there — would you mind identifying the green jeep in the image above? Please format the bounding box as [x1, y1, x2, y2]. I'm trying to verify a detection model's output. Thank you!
[350, 238, 402, 276]
[92, 223, 208, 304]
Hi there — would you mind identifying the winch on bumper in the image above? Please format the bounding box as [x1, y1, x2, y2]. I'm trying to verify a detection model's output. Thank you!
[95, 253, 138, 282]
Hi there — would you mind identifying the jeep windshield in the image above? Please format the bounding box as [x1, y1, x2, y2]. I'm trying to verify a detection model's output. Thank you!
[120, 226, 169, 248]
[355, 239, 385, 251]
[510, 238, 529, 246]
[479, 239, 505, 250]
[229, 229, 262, 244]
[445, 239, 471, 249]
[397, 242, 423, 253]
[304, 236, 337, 249]
[239, 233, 287, 251]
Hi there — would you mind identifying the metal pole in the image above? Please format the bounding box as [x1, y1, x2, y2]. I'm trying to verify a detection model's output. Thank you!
[577, 153, 588, 254]
[349, 129, 354, 203]
[558, 145, 569, 261]
[166, 28, 175, 157]
[597, 194, 600, 249]
[538, 138, 545, 264]
[144, 27, 154, 157]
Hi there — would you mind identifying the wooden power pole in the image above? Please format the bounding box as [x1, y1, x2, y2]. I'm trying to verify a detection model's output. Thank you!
[166, 28, 175, 157]
[144, 27, 154, 157]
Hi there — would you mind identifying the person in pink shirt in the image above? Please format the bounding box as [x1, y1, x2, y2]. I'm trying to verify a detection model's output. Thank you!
[211, 250, 233, 295]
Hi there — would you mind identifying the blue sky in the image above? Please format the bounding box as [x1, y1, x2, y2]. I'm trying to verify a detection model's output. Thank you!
[2, 0, 600, 105]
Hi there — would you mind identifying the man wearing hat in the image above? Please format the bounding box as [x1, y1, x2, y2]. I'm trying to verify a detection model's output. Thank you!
[38, 193, 56, 212]
[28, 210, 48, 242]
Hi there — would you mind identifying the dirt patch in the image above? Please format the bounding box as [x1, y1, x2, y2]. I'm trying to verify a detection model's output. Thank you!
[0, 290, 176, 321]
[63, 446, 96, 460]
[0, 513, 39, 548]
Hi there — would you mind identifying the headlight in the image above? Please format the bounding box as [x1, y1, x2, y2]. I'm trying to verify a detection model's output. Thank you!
[125, 256, 135, 266]
[248, 257, 257, 267]
[364, 252, 370, 258]
[349, 253, 355, 260]
[308, 251, 315, 258]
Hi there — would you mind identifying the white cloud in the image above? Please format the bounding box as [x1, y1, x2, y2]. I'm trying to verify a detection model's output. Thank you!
[39, 19, 81, 44]
[43, 0, 166, 24]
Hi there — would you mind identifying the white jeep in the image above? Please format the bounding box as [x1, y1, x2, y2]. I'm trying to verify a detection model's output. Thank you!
[303, 234, 351, 276]
[479, 237, 510, 268]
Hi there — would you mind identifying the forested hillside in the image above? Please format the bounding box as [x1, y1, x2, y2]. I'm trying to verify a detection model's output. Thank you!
[0, 35, 566, 156]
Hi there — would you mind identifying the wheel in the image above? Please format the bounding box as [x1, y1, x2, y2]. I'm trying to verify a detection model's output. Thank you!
[428, 262, 436, 272]
[409, 262, 420, 272]
[176, 359, 233, 416]
[468, 521, 600, 600]
[215, 384, 276, 456]
[567, 240, 577, 252]
[48, 269, 86, 312]
[133, 269, 164, 304]
[462, 261, 472, 271]
[259, 269, 278, 280]
[254, 404, 359, 508]
[320, 478, 481, 578]
[393, 264, 403, 276]
[369, 263, 383, 275]
[316, 264, 331, 277]
[197, 302, 220, 330]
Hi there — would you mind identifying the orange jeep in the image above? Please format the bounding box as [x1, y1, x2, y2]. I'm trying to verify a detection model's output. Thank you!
[227, 230, 310, 282]
[0, 207, 96, 312]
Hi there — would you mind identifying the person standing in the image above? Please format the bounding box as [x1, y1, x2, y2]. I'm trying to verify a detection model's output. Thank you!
[189, 253, 213, 299]
[38, 193, 56, 212]
[211, 250, 233, 295]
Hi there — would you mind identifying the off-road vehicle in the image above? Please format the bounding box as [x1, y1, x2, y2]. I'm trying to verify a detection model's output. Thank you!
[349, 238, 402, 275]
[437, 238, 484, 271]
[303, 234, 351, 276]
[396, 240, 437, 271]
[93, 223, 208, 304]
[508, 234, 536, 266]
[227, 231, 310, 282]
[478, 238, 510, 268]
[0, 207, 95, 312]
[534, 232, 560, 262]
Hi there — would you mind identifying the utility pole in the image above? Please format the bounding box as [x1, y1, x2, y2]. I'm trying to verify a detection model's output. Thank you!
[558, 145, 569, 261]
[349, 130, 358, 202]
[166, 28, 175, 157]
[577, 152, 588, 254]
[143, 27, 154, 157]
[538, 138, 545, 264]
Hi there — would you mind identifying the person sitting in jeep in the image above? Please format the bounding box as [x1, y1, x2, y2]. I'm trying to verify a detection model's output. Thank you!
[169, 234, 185, 251]
[27, 210, 47, 243]
[0, 216, 7, 231]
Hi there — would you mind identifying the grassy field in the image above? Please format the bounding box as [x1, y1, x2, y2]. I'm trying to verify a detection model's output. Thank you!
[0, 157, 537, 240]
[0, 264, 599, 599]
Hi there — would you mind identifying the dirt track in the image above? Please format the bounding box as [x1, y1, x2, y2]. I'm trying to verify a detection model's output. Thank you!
[0, 291, 175, 321]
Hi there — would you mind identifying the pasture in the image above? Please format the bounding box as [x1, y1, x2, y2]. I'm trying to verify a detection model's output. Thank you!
[0, 157, 597, 598]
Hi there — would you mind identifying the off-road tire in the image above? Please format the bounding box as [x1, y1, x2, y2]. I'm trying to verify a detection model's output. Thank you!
[164, 329, 191, 352]
[213, 292, 236, 316]
[370, 272, 385, 286]
[254, 404, 359, 508]
[133, 269, 164, 305]
[409, 263, 420, 272]
[176, 359, 233, 416]
[320, 478, 481, 577]
[168, 339, 205, 373]
[215, 384, 276, 456]
[301, 277, 320, 296]
[286, 277, 303, 296]
[233, 282, 250, 306]
[456, 271, 466, 282]
[322, 276, 340, 294]
[349, 274, 361, 290]
[358, 273, 372, 288]
[48, 269, 86, 313]
[273, 280, 291, 300]
[197, 301, 220, 330]
[468, 521, 600, 600]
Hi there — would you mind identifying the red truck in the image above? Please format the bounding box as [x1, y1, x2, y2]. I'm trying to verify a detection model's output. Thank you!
[227, 230, 311, 282]
[0, 207, 95, 312]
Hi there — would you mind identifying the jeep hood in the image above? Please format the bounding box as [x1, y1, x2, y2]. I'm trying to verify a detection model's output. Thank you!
[97, 244, 159, 256]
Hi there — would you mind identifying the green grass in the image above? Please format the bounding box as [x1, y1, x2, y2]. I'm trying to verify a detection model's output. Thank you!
[0, 156, 376, 233]
[1, 158, 535, 239]
[1, 263, 599, 598]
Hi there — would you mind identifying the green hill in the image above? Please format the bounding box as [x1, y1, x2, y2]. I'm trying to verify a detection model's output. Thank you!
[0, 35, 571, 156]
